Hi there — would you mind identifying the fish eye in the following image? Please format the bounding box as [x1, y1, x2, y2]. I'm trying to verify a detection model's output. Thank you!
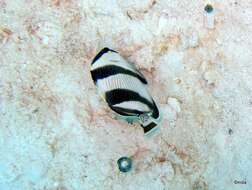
[139, 114, 149, 123]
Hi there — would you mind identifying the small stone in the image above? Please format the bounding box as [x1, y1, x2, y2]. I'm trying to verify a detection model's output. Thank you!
[228, 128, 233, 135]
[174, 78, 181, 84]
[204, 4, 213, 13]
[117, 157, 132, 173]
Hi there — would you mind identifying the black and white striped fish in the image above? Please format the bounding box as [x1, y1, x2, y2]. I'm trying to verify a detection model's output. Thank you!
[90, 47, 162, 135]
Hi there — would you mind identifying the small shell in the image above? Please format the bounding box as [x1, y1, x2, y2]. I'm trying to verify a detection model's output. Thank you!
[204, 4, 215, 29]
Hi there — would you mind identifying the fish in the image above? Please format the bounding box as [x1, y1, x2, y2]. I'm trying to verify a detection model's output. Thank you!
[90, 47, 162, 135]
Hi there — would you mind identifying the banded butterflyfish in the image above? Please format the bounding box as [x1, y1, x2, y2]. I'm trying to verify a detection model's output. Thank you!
[90, 47, 162, 135]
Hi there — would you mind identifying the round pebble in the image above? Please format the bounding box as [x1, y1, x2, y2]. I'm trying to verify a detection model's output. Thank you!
[204, 4, 214, 13]
[117, 157, 132, 173]
[228, 128, 233, 135]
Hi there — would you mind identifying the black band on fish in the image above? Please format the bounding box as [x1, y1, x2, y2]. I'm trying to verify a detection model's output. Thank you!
[151, 100, 159, 119]
[105, 89, 154, 109]
[91, 65, 148, 84]
[91, 47, 117, 65]
[110, 105, 147, 116]
[142, 122, 157, 134]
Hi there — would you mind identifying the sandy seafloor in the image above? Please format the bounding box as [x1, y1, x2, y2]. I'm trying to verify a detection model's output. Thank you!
[0, 0, 252, 190]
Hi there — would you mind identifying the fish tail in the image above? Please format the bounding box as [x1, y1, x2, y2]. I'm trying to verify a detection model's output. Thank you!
[141, 121, 160, 136]
[141, 100, 162, 136]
